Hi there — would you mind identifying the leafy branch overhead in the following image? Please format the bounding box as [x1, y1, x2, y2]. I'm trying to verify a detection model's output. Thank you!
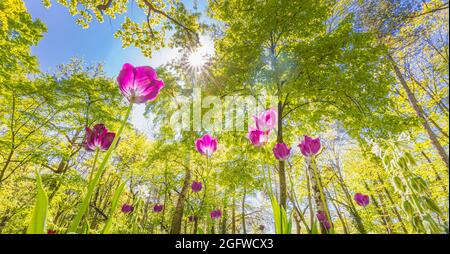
[44, 0, 201, 57]
[0, 0, 448, 235]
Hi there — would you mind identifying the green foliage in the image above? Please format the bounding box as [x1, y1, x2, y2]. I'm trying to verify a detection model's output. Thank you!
[0, 0, 47, 83]
[270, 195, 292, 234]
[42, 0, 202, 57]
[0, 0, 448, 235]
[102, 180, 127, 234]
[372, 134, 445, 233]
[26, 171, 48, 234]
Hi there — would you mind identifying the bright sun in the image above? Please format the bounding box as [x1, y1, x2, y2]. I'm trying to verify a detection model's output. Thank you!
[182, 36, 214, 75]
[188, 50, 207, 68]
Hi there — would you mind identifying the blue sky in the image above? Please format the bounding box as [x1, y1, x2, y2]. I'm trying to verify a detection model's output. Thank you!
[24, 0, 198, 76]
[24, 0, 210, 135]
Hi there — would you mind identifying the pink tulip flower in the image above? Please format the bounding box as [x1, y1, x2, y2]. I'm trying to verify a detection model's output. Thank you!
[83, 124, 116, 151]
[117, 63, 165, 104]
[188, 215, 198, 222]
[298, 135, 322, 157]
[322, 219, 331, 230]
[247, 128, 267, 147]
[191, 180, 202, 192]
[273, 143, 291, 161]
[316, 211, 327, 222]
[195, 134, 218, 156]
[153, 204, 164, 213]
[253, 108, 277, 132]
[354, 193, 370, 207]
[121, 204, 134, 213]
[210, 209, 222, 219]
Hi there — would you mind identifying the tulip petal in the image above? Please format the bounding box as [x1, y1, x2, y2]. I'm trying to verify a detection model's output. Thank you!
[137, 79, 165, 103]
[195, 139, 206, 155]
[100, 132, 115, 151]
[311, 137, 321, 155]
[117, 63, 135, 99]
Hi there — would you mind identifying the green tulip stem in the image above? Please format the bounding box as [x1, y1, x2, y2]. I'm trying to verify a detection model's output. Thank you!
[68, 99, 134, 233]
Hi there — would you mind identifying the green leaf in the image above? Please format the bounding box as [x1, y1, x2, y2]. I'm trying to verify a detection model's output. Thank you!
[402, 200, 414, 218]
[423, 197, 442, 215]
[102, 180, 127, 234]
[270, 195, 281, 234]
[68, 102, 133, 233]
[392, 176, 405, 192]
[26, 171, 48, 234]
[311, 219, 319, 234]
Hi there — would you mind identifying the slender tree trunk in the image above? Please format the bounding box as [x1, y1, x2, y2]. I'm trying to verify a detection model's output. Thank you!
[377, 176, 408, 233]
[241, 188, 247, 234]
[410, 73, 449, 117]
[307, 160, 328, 234]
[232, 196, 236, 234]
[277, 99, 287, 208]
[421, 151, 448, 189]
[388, 54, 449, 169]
[1, 92, 15, 186]
[332, 200, 348, 234]
[327, 187, 349, 234]
[0, 149, 14, 184]
[221, 209, 227, 234]
[142, 195, 150, 231]
[335, 166, 367, 233]
[377, 191, 394, 233]
[293, 213, 301, 234]
[170, 162, 191, 234]
[364, 181, 393, 234]
[193, 217, 199, 234]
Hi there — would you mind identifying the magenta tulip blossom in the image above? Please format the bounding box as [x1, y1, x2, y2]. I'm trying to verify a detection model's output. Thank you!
[253, 108, 277, 132]
[298, 135, 322, 157]
[47, 229, 57, 234]
[247, 128, 267, 147]
[316, 211, 327, 222]
[195, 134, 218, 156]
[121, 204, 134, 213]
[210, 209, 222, 219]
[191, 180, 202, 192]
[117, 63, 165, 104]
[83, 124, 116, 151]
[354, 193, 370, 207]
[316, 212, 331, 230]
[153, 204, 164, 213]
[273, 143, 291, 161]
[188, 215, 198, 222]
[322, 219, 331, 230]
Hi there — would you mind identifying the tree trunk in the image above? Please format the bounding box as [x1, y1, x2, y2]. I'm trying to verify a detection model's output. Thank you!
[377, 175, 408, 233]
[221, 210, 227, 234]
[377, 191, 394, 233]
[193, 217, 199, 234]
[388, 54, 449, 169]
[327, 187, 349, 234]
[0, 149, 14, 184]
[277, 100, 287, 208]
[335, 164, 367, 234]
[293, 213, 301, 234]
[170, 162, 191, 234]
[364, 181, 393, 234]
[232, 196, 236, 234]
[307, 161, 328, 234]
[241, 188, 247, 234]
